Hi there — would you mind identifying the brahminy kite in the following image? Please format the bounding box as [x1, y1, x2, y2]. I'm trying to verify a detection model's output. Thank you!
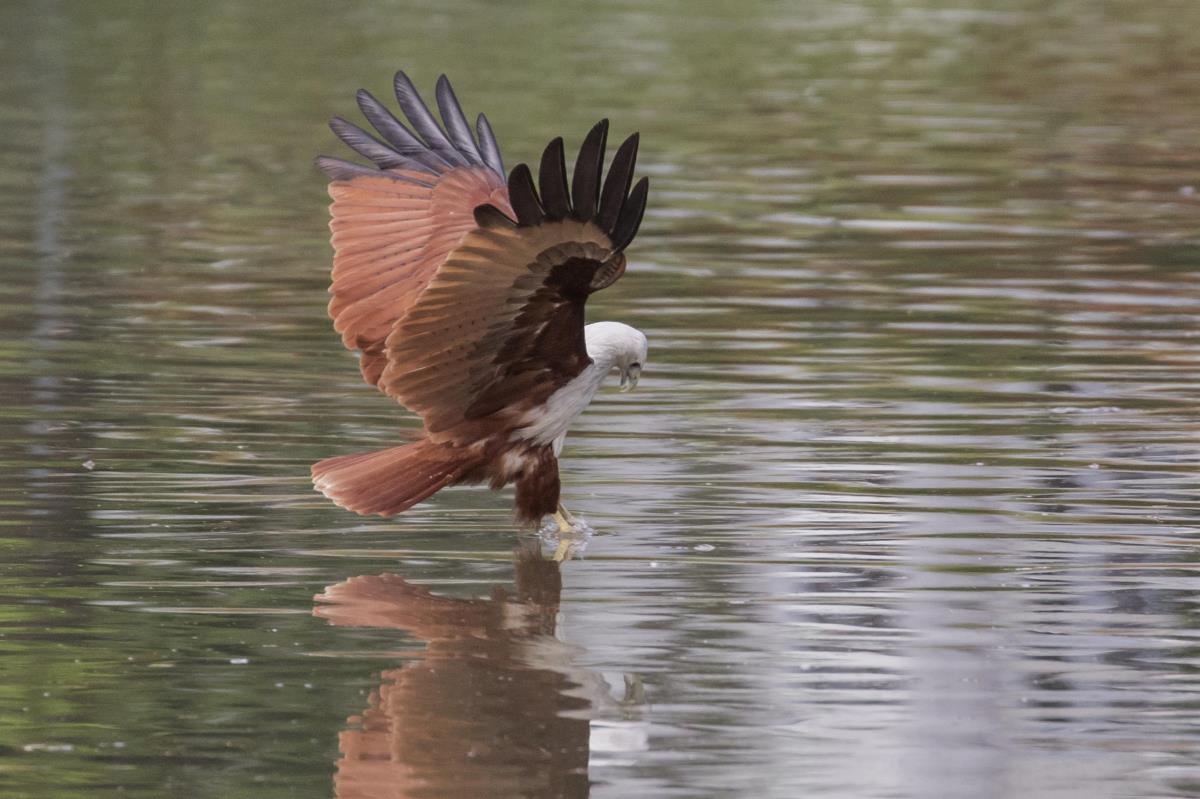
[311, 71, 649, 531]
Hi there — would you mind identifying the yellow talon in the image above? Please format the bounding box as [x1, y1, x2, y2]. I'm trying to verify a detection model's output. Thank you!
[550, 503, 583, 561]
[553, 503, 576, 533]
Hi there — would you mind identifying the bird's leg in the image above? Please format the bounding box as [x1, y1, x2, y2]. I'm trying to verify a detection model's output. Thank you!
[547, 503, 590, 561]
[553, 502, 577, 533]
[550, 503, 578, 562]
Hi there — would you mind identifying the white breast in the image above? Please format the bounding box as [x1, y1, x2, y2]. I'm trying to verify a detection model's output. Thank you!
[509, 320, 644, 455]
[512, 363, 607, 450]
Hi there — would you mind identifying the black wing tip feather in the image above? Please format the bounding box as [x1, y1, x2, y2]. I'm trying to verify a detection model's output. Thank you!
[315, 155, 368, 181]
[476, 113, 504, 174]
[329, 116, 408, 170]
[474, 203, 518, 229]
[321, 73, 648, 250]
[596, 132, 639, 233]
[538, 137, 571, 221]
[323, 71, 503, 180]
[434, 74, 483, 163]
[314, 155, 435, 187]
[611, 176, 649, 251]
[507, 121, 648, 253]
[571, 119, 609, 221]
[507, 163, 545, 226]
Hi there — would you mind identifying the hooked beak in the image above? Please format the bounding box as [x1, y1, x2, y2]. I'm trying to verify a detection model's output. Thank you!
[619, 364, 641, 393]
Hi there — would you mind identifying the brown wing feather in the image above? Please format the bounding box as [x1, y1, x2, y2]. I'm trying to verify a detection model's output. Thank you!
[325, 168, 509, 385]
[318, 73, 511, 387]
[319, 76, 650, 442]
[376, 123, 650, 443]
[379, 221, 617, 439]
[464, 255, 600, 419]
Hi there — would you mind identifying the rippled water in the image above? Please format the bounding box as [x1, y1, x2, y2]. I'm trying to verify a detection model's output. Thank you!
[2, 1, 1199, 797]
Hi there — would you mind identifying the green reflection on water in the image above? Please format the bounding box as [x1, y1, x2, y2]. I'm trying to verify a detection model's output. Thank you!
[2, 0, 1200, 797]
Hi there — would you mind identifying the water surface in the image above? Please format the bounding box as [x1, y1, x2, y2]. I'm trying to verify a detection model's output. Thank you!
[2, 1, 1199, 797]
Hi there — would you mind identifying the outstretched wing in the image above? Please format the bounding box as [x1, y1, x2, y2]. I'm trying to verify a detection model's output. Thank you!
[317, 72, 512, 386]
[378, 121, 649, 440]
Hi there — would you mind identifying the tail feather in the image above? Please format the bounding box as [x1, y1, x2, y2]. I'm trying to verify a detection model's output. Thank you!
[311, 438, 479, 517]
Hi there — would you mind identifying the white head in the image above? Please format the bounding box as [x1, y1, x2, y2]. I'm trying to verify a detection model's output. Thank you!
[584, 321, 648, 392]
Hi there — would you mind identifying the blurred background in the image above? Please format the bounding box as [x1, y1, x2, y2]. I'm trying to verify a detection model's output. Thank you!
[1, 1, 1199, 797]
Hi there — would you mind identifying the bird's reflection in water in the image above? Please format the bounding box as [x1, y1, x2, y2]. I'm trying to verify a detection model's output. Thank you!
[314, 543, 640, 798]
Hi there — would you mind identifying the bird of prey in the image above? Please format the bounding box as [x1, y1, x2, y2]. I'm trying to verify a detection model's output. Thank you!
[310, 71, 649, 532]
